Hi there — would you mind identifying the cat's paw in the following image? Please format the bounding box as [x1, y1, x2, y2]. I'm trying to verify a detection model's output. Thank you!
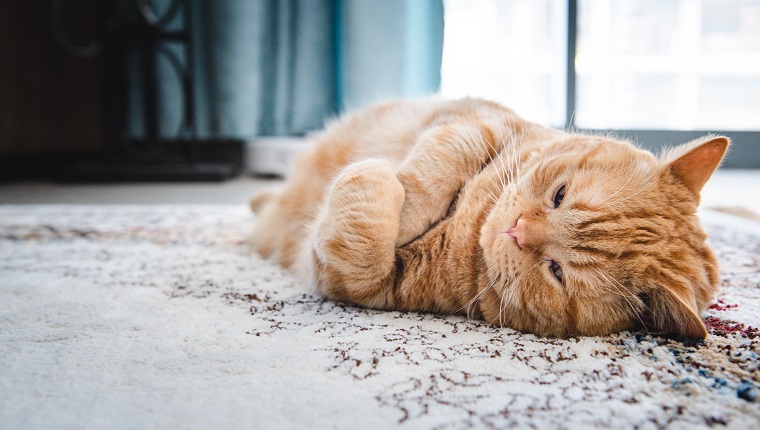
[313, 159, 404, 279]
[395, 176, 454, 246]
[396, 191, 438, 246]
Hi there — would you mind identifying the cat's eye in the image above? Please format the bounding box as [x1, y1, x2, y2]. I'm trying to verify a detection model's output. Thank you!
[549, 260, 564, 284]
[553, 185, 566, 208]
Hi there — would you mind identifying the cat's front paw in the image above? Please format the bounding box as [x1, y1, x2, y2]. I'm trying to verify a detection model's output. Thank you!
[395, 176, 454, 246]
[313, 159, 404, 281]
[396, 193, 438, 246]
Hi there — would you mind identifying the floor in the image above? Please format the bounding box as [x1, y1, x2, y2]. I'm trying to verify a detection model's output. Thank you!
[0, 170, 758, 219]
[0, 176, 279, 206]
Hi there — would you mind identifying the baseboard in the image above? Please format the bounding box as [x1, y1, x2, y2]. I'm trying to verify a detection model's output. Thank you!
[56, 162, 238, 182]
[1, 137, 317, 181]
[0, 139, 245, 182]
[246, 137, 310, 177]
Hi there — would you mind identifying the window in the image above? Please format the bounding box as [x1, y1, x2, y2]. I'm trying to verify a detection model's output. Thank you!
[441, 0, 760, 167]
[441, 0, 567, 127]
[576, 0, 760, 131]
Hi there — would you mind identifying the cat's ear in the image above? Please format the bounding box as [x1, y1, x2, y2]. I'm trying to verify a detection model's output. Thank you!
[641, 286, 708, 339]
[663, 135, 729, 197]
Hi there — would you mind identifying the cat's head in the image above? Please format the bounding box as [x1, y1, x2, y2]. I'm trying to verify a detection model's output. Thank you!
[479, 135, 729, 338]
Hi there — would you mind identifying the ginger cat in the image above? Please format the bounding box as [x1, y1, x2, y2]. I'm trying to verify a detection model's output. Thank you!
[250, 98, 729, 339]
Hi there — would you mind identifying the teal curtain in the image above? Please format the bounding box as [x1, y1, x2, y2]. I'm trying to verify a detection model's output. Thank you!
[339, 0, 444, 110]
[129, 0, 443, 139]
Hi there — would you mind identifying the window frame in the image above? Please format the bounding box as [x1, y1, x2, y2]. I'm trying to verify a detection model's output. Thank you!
[564, 0, 759, 168]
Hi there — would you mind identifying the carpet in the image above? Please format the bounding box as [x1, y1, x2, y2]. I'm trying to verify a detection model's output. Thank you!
[1, 205, 759, 429]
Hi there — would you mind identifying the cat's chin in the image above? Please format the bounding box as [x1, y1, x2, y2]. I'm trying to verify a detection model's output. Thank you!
[478, 221, 508, 275]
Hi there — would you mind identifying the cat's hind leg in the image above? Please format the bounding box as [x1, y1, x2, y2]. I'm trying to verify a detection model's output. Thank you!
[302, 159, 404, 309]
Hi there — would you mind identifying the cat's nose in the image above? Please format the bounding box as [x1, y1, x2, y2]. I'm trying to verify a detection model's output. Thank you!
[507, 217, 549, 250]
[506, 218, 528, 249]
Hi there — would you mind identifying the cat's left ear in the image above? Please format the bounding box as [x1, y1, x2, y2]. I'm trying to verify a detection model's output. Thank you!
[663, 135, 730, 197]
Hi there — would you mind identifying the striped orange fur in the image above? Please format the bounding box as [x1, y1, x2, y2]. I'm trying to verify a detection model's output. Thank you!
[250, 98, 728, 339]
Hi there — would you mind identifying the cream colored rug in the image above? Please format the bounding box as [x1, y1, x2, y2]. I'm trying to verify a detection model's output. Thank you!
[1, 205, 758, 429]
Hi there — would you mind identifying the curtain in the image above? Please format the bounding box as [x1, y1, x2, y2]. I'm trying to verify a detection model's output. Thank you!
[127, 0, 443, 139]
[339, 0, 444, 110]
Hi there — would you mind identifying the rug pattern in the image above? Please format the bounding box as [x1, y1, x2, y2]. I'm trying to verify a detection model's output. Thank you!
[1, 206, 758, 429]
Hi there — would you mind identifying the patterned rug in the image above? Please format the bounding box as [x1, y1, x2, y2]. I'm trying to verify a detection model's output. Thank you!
[1, 205, 758, 429]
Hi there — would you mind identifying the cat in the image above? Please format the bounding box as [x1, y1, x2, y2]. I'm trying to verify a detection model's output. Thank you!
[250, 97, 729, 339]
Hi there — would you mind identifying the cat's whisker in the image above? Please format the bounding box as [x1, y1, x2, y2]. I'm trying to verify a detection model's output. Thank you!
[461, 272, 500, 319]
[494, 152, 509, 192]
[592, 168, 637, 207]
[513, 128, 522, 184]
[502, 128, 513, 185]
[483, 188, 501, 212]
[497, 274, 514, 325]
[478, 133, 506, 192]
[485, 189, 500, 206]
[481, 190, 499, 208]
[501, 134, 512, 185]
[475, 137, 506, 208]
[592, 274, 637, 320]
[501, 106, 522, 185]
[507, 129, 518, 185]
[597, 180, 655, 211]
[494, 260, 543, 327]
[507, 114, 519, 184]
[514, 126, 523, 185]
[490, 106, 513, 189]
[499, 112, 516, 185]
[593, 267, 650, 335]
[593, 167, 661, 210]
[585, 185, 602, 207]
[566, 110, 577, 133]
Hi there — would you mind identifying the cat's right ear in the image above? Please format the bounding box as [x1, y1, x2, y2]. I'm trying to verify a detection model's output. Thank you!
[662, 136, 729, 197]
[639, 286, 709, 339]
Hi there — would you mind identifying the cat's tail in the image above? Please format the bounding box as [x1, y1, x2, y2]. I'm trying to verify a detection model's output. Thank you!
[249, 188, 281, 213]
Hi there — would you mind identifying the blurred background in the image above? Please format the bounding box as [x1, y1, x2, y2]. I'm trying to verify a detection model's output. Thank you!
[0, 0, 444, 180]
[0, 0, 758, 204]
